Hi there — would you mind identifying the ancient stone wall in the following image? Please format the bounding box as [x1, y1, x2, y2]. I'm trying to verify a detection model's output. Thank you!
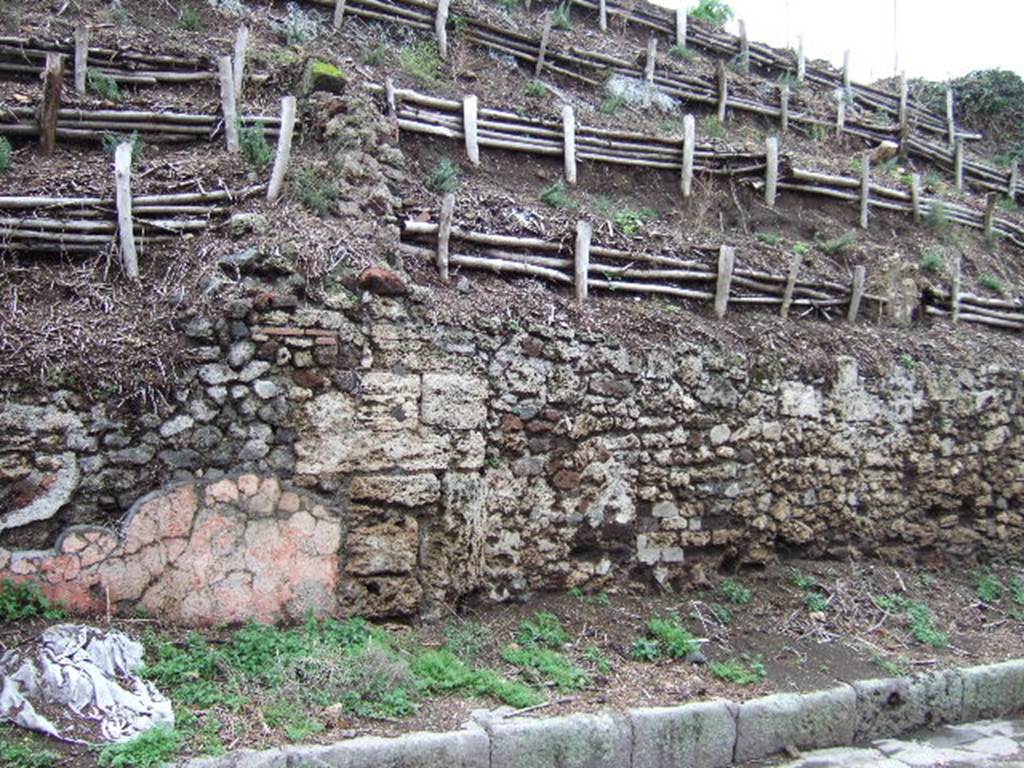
[2, 281, 1022, 624]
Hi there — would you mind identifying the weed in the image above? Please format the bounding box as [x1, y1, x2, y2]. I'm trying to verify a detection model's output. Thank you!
[429, 156, 461, 193]
[0, 579, 66, 621]
[905, 600, 948, 648]
[0, 737, 58, 768]
[540, 181, 576, 209]
[709, 657, 766, 685]
[552, 2, 572, 30]
[647, 615, 699, 658]
[804, 593, 828, 612]
[361, 45, 387, 66]
[284, 6, 319, 44]
[809, 123, 828, 142]
[899, 354, 917, 371]
[792, 242, 811, 256]
[709, 603, 732, 624]
[109, 5, 130, 24]
[1010, 576, 1024, 606]
[920, 248, 944, 274]
[817, 230, 858, 254]
[870, 652, 907, 677]
[700, 115, 726, 140]
[502, 645, 590, 691]
[584, 645, 613, 675]
[517, 612, 569, 648]
[178, 4, 201, 30]
[295, 166, 339, 217]
[690, 0, 733, 28]
[613, 207, 658, 236]
[789, 569, 816, 590]
[976, 572, 1003, 603]
[399, 41, 442, 83]
[264, 700, 325, 741]
[445, 620, 490, 660]
[484, 455, 504, 468]
[238, 122, 273, 168]
[97, 726, 181, 768]
[630, 638, 662, 661]
[999, 197, 1019, 213]
[668, 45, 694, 61]
[978, 274, 1007, 295]
[88, 70, 121, 101]
[600, 94, 626, 115]
[0, 137, 11, 172]
[718, 579, 753, 605]
[526, 80, 547, 98]
[756, 232, 782, 246]
[925, 200, 949, 230]
[413, 649, 542, 707]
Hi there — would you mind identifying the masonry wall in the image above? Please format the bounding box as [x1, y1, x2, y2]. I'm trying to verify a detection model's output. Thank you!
[2, 282, 1022, 624]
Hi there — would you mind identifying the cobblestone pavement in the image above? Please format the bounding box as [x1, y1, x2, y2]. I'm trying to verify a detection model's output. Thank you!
[771, 719, 1024, 767]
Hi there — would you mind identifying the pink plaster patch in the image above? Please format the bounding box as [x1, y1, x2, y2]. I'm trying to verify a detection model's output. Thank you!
[237, 474, 260, 496]
[205, 479, 239, 505]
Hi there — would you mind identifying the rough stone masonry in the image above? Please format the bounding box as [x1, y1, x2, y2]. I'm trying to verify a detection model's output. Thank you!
[1, 281, 1022, 624]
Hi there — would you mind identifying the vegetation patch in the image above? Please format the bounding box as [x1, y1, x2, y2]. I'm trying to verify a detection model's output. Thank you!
[429, 156, 461, 193]
[0, 136, 11, 172]
[709, 657, 766, 685]
[97, 726, 181, 768]
[88, 71, 121, 101]
[690, 0, 733, 28]
[238, 122, 273, 168]
[294, 166, 339, 217]
[400, 41, 443, 83]
[0, 579, 66, 621]
[540, 181, 576, 209]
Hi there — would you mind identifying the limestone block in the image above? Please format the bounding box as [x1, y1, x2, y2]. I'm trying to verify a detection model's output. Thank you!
[1, 452, 79, 533]
[779, 381, 822, 419]
[422, 373, 488, 430]
[853, 670, 963, 741]
[962, 660, 1024, 721]
[489, 713, 632, 768]
[346, 518, 418, 575]
[629, 700, 737, 768]
[734, 686, 856, 763]
[350, 474, 441, 507]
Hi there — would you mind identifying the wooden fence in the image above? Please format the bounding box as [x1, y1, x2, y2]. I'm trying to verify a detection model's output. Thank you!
[402, 194, 1024, 332]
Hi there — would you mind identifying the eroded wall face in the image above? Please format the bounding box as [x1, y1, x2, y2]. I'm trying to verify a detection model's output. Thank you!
[2, 292, 1022, 624]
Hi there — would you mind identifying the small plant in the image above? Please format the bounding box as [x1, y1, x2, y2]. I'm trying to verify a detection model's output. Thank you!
[0, 737, 58, 768]
[0, 136, 11, 172]
[429, 156, 461, 193]
[0, 579, 66, 621]
[284, 6, 319, 45]
[905, 600, 948, 648]
[552, 2, 572, 30]
[778, 71, 800, 89]
[690, 0, 734, 28]
[630, 637, 661, 661]
[238, 122, 273, 168]
[647, 615, 699, 659]
[600, 94, 626, 115]
[294, 166, 339, 217]
[718, 579, 753, 605]
[978, 274, 1007, 295]
[400, 40, 443, 83]
[178, 4, 201, 30]
[871, 652, 907, 677]
[1010, 576, 1024, 606]
[668, 45, 694, 61]
[920, 248, 943, 274]
[709, 657, 766, 685]
[816, 230, 858, 254]
[925, 200, 949, 230]
[97, 726, 181, 768]
[444, 620, 490, 660]
[613, 207, 658, 236]
[526, 80, 547, 98]
[583, 645, 612, 675]
[540, 181, 576, 209]
[88, 70, 121, 101]
[517, 611, 569, 648]
[809, 123, 828, 142]
[501, 645, 590, 691]
[804, 593, 828, 613]
[899, 353, 917, 371]
[976, 572, 1003, 604]
[709, 603, 732, 625]
[700, 115, 726, 140]
[792, 242, 811, 256]
[361, 45, 387, 66]
[789, 569, 816, 591]
[756, 232, 781, 246]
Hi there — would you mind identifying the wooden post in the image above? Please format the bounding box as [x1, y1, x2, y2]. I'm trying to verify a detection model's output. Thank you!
[435, 0, 450, 60]
[780, 85, 790, 134]
[463, 95, 480, 165]
[765, 136, 779, 208]
[218, 56, 238, 152]
[898, 73, 908, 134]
[267, 95, 297, 203]
[114, 142, 139, 279]
[562, 105, 577, 185]
[716, 61, 728, 122]
[847, 265, 865, 322]
[643, 37, 657, 108]
[575, 220, 591, 304]
[984, 192, 998, 238]
[950, 254, 961, 323]
[39, 53, 64, 156]
[859, 152, 870, 229]
[333, 0, 346, 28]
[945, 87, 955, 148]
[675, 8, 687, 49]
[437, 193, 455, 283]
[910, 172, 922, 223]
[836, 98, 845, 136]
[714, 245, 735, 319]
[796, 35, 805, 83]
[780, 252, 802, 319]
[738, 19, 749, 71]
[535, 12, 553, 77]
[73, 24, 89, 97]
[954, 138, 964, 191]
[233, 26, 249, 97]
[598, 0, 607, 32]
[1010, 163, 1019, 203]
[681, 114, 695, 197]
[842, 50, 851, 101]
[384, 77, 397, 119]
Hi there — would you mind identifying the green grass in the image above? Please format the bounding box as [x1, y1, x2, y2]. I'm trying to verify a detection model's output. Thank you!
[551, 2, 572, 29]
[668, 45, 694, 61]
[870, 652, 907, 677]
[600, 94, 626, 115]
[399, 41, 443, 83]
[792, 242, 811, 256]
[526, 80, 547, 98]
[789, 569, 816, 590]
[294, 166, 339, 217]
[700, 115, 726, 140]
[444, 620, 490, 660]
[502, 645, 590, 691]
[976, 572, 1003, 603]
[718, 579, 753, 605]
[756, 232, 782, 246]
[816, 230, 858, 254]
[0, 736, 58, 768]
[540, 181, 576, 209]
[709, 657, 766, 685]
[88, 70, 121, 101]
[238, 122, 273, 168]
[0, 136, 11, 172]
[584, 645, 612, 675]
[804, 593, 828, 612]
[414, 649, 542, 707]
[978, 274, 1007, 295]
[630, 637, 661, 661]
[361, 45, 387, 66]
[920, 248, 943, 274]
[517, 611, 569, 648]
[1011, 576, 1024, 606]
[647, 615, 699, 659]
[613, 207, 658, 235]
[0, 579, 66, 621]
[97, 726, 181, 768]
[905, 600, 948, 648]
[709, 603, 732, 624]
[178, 4, 201, 30]
[429, 156, 461, 193]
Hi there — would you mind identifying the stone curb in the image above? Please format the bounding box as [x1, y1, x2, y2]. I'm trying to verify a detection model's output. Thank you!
[181, 660, 1024, 768]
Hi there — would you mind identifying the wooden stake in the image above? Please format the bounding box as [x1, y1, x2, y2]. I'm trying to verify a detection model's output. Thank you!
[780, 85, 789, 134]
[599, 0, 607, 32]
[385, 77, 397, 119]
[847, 265, 865, 322]
[765, 136, 779, 208]
[984, 192, 997, 238]
[910, 173, 922, 223]
[334, 0, 346, 28]
[267, 95, 297, 203]
[950, 254, 961, 323]
[714, 245, 734, 319]
[233, 26, 249, 97]
[217, 56, 238, 152]
[859, 152, 870, 229]
[643, 37, 657, 108]
[681, 114, 695, 197]
[796, 35, 805, 83]
[716, 61, 728, 122]
[39, 53, 64, 156]
[945, 87, 955, 148]
[954, 138, 964, 191]
[535, 12, 553, 77]
[575, 220, 591, 303]
[73, 24, 89, 97]
[562, 104, 577, 185]
[435, 0, 451, 60]
[898, 72, 908, 136]
[675, 8, 687, 49]
[836, 98, 845, 136]
[842, 50, 851, 100]
[1010, 163, 1019, 203]
[437, 192, 455, 283]
[463, 94, 480, 165]
[114, 142, 139, 279]
[780, 252, 802, 319]
[738, 19, 749, 71]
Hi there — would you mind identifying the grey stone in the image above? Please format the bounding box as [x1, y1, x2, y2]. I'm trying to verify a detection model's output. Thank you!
[102, 432, 132, 449]
[629, 700, 737, 768]
[853, 670, 963, 741]
[184, 316, 214, 340]
[65, 430, 97, 452]
[198, 364, 236, 386]
[0, 452, 79, 532]
[206, 386, 228, 405]
[962, 661, 1024, 721]
[217, 247, 260, 271]
[230, 385, 250, 400]
[228, 341, 256, 369]
[109, 445, 156, 466]
[489, 712, 632, 768]
[188, 399, 219, 424]
[159, 449, 200, 469]
[239, 360, 272, 383]
[512, 456, 545, 477]
[239, 440, 270, 461]
[253, 380, 281, 400]
[227, 213, 269, 238]
[190, 426, 224, 452]
[422, 373, 488, 430]
[734, 686, 856, 763]
[159, 414, 194, 439]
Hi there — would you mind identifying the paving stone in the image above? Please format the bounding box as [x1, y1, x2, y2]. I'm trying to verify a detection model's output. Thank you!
[853, 669, 963, 741]
[489, 713, 631, 768]
[962, 660, 1024, 721]
[734, 686, 856, 763]
[629, 700, 736, 768]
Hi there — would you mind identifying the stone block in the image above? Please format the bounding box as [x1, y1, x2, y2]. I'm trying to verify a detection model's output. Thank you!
[734, 686, 856, 763]
[962, 660, 1024, 721]
[350, 474, 441, 507]
[629, 700, 737, 768]
[422, 373, 488, 430]
[853, 670, 963, 741]
[489, 712, 631, 768]
[346, 518, 418, 575]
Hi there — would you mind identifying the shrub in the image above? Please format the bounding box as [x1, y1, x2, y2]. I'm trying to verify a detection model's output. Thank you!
[630, 638, 661, 661]
[756, 232, 781, 246]
[501, 645, 590, 691]
[540, 181, 575, 209]
[816, 230, 858, 254]
[552, 2, 572, 30]
[920, 248, 943, 274]
[718, 579, 753, 605]
[0, 136, 11, 172]
[294, 166, 339, 217]
[925, 200, 949, 230]
[526, 80, 547, 98]
[977, 572, 1003, 603]
[804, 593, 828, 612]
[429, 157, 461, 193]
[583, 645, 612, 675]
[97, 726, 181, 768]
[979, 274, 1007, 295]
[600, 94, 626, 115]
[905, 600, 948, 648]
[691, 0, 733, 28]
[88, 71, 121, 101]
[709, 657, 766, 685]
[400, 41, 443, 83]
[0, 579, 66, 621]
[238, 122, 273, 168]
[178, 4, 201, 30]
[517, 611, 569, 648]
[613, 207, 658, 235]
[646, 615, 699, 658]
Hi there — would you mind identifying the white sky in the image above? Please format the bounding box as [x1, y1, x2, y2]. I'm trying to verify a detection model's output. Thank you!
[658, 1, 1024, 82]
